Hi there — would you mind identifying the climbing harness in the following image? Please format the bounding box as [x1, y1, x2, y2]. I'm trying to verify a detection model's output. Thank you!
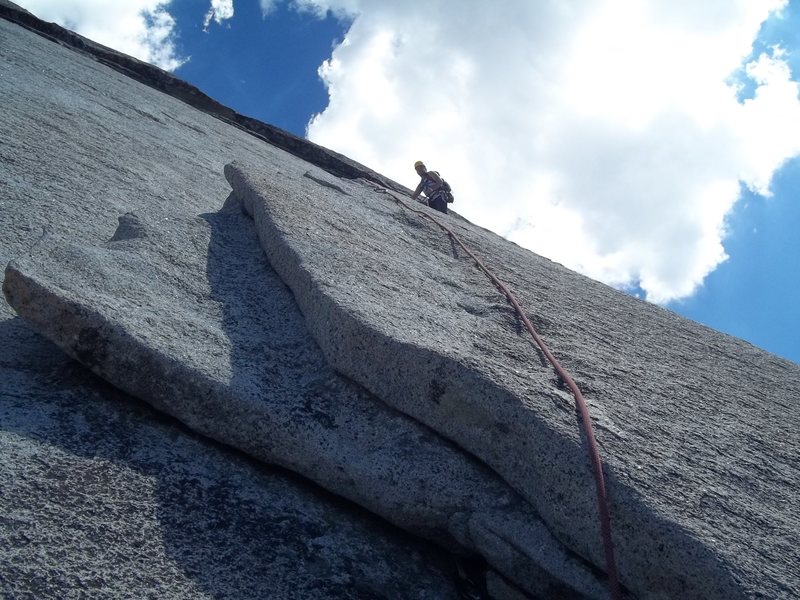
[369, 182, 622, 600]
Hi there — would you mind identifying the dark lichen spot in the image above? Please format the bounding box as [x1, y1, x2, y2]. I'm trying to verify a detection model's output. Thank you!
[74, 327, 109, 369]
[429, 380, 446, 405]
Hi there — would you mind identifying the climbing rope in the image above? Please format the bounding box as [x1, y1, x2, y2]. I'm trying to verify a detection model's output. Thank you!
[370, 184, 622, 600]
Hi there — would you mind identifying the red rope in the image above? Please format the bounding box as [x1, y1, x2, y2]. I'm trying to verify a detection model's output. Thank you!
[379, 189, 621, 599]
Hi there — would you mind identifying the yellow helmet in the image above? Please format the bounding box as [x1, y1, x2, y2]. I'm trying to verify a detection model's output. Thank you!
[414, 160, 425, 169]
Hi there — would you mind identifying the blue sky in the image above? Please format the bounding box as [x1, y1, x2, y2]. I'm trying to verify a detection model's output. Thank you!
[671, 162, 800, 361]
[15, 1, 800, 364]
[171, 0, 348, 135]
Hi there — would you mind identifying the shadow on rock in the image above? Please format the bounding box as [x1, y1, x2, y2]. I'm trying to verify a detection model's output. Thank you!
[0, 327, 459, 599]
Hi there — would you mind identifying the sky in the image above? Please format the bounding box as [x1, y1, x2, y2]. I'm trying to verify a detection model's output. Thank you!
[15, 0, 800, 364]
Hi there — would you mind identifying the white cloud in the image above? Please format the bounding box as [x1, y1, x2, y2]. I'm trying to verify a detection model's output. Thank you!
[203, 0, 234, 31]
[302, 0, 800, 303]
[16, 0, 186, 71]
[259, 0, 280, 17]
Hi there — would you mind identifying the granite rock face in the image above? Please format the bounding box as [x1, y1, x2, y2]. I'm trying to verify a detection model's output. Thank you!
[2, 2, 799, 599]
[3, 207, 606, 598]
[223, 161, 800, 600]
[0, 7, 462, 599]
[0, 354, 462, 600]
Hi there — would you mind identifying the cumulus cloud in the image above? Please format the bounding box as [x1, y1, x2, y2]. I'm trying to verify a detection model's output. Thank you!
[203, 0, 234, 31]
[301, 0, 800, 303]
[16, 0, 185, 71]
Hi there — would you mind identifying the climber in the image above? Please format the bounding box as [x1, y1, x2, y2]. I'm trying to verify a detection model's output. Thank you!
[411, 160, 453, 214]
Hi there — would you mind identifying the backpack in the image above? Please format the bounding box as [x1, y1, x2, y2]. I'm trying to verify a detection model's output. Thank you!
[431, 171, 455, 203]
